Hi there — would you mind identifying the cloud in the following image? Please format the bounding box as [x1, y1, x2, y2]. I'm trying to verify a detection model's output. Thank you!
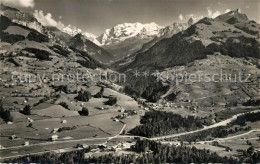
[33, 10, 60, 27]
[187, 14, 204, 23]
[33, 10, 87, 36]
[212, 10, 221, 18]
[207, 7, 221, 18]
[225, 9, 231, 13]
[0, 0, 34, 8]
[207, 8, 212, 17]
[187, 7, 234, 24]
[179, 14, 183, 21]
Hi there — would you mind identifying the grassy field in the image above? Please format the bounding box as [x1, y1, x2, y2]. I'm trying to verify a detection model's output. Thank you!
[32, 104, 79, 117]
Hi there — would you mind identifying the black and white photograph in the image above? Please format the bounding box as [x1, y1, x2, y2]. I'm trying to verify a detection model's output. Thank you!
[0, 0, 260, 163]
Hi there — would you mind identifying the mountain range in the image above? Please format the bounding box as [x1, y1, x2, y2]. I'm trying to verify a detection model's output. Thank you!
[47, 21, 190, 61]
[44, 20, 189, 63]
[96, 22, 189, 60]
[115, 9, 260, 72]
[1, 4, 259, 71]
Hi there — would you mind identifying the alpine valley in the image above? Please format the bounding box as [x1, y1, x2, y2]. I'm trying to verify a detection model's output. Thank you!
[0, 3, 260, 163]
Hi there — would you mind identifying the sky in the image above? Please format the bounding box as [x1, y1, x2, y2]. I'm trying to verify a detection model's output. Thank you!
[1, 0, 260, 36]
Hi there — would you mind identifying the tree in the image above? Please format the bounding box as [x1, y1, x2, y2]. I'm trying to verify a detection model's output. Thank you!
[246, 140, 252, 146]
[0, 101, 13, 122]
[59, 102, 69, 109]
[75, 91, 92, 102]
[28, 123, 33, 128]
[247, 146, 255, 155]
[79, 107, 89, 116]
[105, 97, 117, 106]
[94, 87, 104, 98]
[55, 85, 68, 94]
[0, 110, 13, 122]
[22, 105, 31, 115]
[180, 140, 184, 147]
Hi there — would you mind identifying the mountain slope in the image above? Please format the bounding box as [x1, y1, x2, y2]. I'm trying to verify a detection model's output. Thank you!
[1, 4, 44, 34]
[111, 22, 190, 69]
[0, 14, 49, 44]
[136, 22, 189, 54]
[68, 33, 115, 64]
[0, 4, 103, 69]
[46, 26, 72, 43]
[117, 10, 260, 72]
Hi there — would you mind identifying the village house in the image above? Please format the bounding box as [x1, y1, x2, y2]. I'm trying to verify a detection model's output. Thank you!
[7, 121, 13, 125]
[61, 120, 67, 123]
[51, 128, 59, 133]
[113, 118, 119, 122]
[9, 135, 16, 140]
[50, 135, 58, 141]
[23, 141, 29, 146]
[118, 107, 125, 113]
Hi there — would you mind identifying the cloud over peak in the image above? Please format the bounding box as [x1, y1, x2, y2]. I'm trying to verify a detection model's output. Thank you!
[0, 0, 34, 8]
[34, 10, 61, 27]
[33, 10, 96, 38]
[179, 14, 183, 21]
[207, 7, 221, 18]
[187, 7, 233, 24]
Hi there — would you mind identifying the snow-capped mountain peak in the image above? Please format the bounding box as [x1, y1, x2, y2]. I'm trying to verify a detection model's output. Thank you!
[188, 15, 204, 25]
[158, 22, 188, 37]
[97, 22, 164, 45]
[59, 24, 99, 45]
[61, 24, 82, 36]
[82, 32, 100, 45]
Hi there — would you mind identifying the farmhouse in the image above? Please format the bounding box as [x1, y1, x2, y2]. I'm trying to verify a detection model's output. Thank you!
[50, 135, 58, 141]
[51, 128, 59, 133]
[27, 117, 34, 122]
[118, 107, 125, 113]
[9, 135, 16, 140]
[113, 118, 119, 122]
[122, 143, 131, 149]
[23, 141, 29, 146]
[61, 120, 67, 123]
[75, 144, 89, 149]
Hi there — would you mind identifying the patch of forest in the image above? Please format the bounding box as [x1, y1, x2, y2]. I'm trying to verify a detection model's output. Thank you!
[129, 110, 203, 137]
[123, 75, 169, 102]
